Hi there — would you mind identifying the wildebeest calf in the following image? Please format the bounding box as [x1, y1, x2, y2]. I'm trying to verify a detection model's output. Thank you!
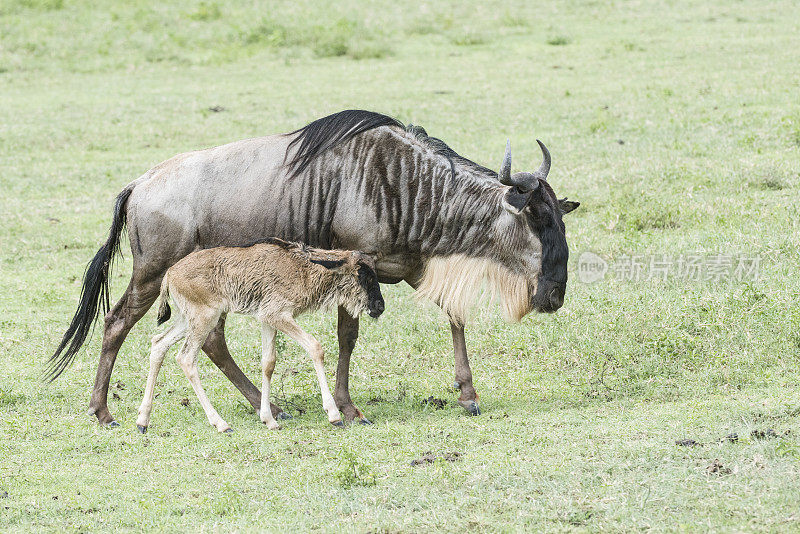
[135, 238, 385, 433]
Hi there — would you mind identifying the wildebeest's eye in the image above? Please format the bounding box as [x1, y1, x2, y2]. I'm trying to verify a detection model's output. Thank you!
[527, 202, 553, 228]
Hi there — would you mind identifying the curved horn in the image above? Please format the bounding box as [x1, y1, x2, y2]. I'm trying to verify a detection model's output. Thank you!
[499, 139, 512, 185]
[532, 139, 551, 181]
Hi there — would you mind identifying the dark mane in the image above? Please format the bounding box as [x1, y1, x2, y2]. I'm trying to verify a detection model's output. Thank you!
[284, 109, 497, 180]
[285, 110, 403, 178]
[404, 123, 498, 178]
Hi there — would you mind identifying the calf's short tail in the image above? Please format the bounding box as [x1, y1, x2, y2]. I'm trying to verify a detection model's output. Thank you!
[156, 278, 171, 325]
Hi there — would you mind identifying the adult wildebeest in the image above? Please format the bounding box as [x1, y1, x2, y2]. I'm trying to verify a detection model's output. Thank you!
[136, 238, 384, 433]
[48, 109, 579, 426]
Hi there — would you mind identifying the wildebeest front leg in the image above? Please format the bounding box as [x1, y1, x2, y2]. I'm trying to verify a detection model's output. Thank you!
[451, 322, 480, 415]
[334, 306, 371, 424]
[201, 315, 288, 419]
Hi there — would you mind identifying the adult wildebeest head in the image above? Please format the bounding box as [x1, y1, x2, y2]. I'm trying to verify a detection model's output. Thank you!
[413, 136, 579, 325]
[498, 140, 579, 314]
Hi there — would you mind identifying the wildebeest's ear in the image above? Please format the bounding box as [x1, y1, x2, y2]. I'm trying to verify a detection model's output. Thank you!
[310, 258, 346, 271]
[558, 198, 580, 214]
[502, 187, 534, 215]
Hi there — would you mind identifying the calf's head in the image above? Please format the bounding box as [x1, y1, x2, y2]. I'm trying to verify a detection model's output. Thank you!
[351, 252, 385, 318]
[498, 140, 579, 314]
[311, 251, 385, 319]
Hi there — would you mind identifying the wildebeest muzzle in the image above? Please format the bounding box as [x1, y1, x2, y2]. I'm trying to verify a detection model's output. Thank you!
[531, 279, 565, 314]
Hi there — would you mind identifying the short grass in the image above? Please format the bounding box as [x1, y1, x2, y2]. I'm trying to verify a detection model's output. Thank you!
[2, 0, 800, 531]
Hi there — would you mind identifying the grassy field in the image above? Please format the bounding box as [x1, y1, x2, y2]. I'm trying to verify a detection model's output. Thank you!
[2, 0, 800, 531]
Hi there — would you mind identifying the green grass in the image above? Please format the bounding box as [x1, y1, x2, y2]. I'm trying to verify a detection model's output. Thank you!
[2, 0, 800, 531]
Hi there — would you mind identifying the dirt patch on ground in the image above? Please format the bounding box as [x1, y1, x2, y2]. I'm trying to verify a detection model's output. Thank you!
[751, 428, 780, 440]
[707, 459, 732, 475]
[365, 396, 383, 405]
[675, 439, 701, 447]
[410, 451, 462, 466]
[420, 396, 447, 409]
[179, 398, 190, 407]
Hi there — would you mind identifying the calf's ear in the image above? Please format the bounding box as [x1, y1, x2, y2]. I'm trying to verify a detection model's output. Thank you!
[310, 258, 347, 271]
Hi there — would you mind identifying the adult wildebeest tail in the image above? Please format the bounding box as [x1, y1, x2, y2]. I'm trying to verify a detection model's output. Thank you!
[45, 187, 133, 382]
[156, 278, 171, 326]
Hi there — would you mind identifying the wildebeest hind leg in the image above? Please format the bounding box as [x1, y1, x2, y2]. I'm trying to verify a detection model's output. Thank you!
[201, 315, 289, 419]
[88, 277, 161, 426]
[334, 306, 370, 424]
[451, 322, 481, 416]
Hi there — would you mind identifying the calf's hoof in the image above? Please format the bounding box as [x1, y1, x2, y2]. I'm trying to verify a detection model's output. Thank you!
[136, 425, 147, 434]
[358, 417, 373, 425]
[277, 411, 292, 420]
[106, 420, 121, 429]
[458, 399, 481, 416]
[331, 420, 345, 427]
[223, 428, 233, 434]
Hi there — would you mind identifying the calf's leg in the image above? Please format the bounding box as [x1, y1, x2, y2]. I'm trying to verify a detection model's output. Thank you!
[177, 310, 231, 433]
[259, 323, 280, 430]
[136, 320, 187, 433]
[451, 322, 480, 415]
[277, 315, 342, 426]
[334, 307, 370, 424]
[201, 315, 288, 419]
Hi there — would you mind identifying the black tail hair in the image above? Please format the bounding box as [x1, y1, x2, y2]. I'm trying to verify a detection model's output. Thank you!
[156, 302, 171, 325]
[45, 187, 133, 382]
[156, 280, 171, 326]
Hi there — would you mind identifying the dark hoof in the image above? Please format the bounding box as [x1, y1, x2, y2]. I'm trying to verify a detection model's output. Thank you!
[223, 428, 234, 434]
[332, 420, 345, 427]
[452, 381, 461, 390]
[106, 420, 120, 429]
[136, 425, 147, 434]
[459, 400, 481, 416]
[358, 418, 373, 425]
[277, 411, 293, 420]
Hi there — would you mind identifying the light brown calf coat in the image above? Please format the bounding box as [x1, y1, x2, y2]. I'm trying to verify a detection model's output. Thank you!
[135, 238, 383, 433]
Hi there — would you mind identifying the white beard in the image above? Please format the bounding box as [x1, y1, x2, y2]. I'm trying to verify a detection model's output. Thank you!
[415, 254, 534, 326]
